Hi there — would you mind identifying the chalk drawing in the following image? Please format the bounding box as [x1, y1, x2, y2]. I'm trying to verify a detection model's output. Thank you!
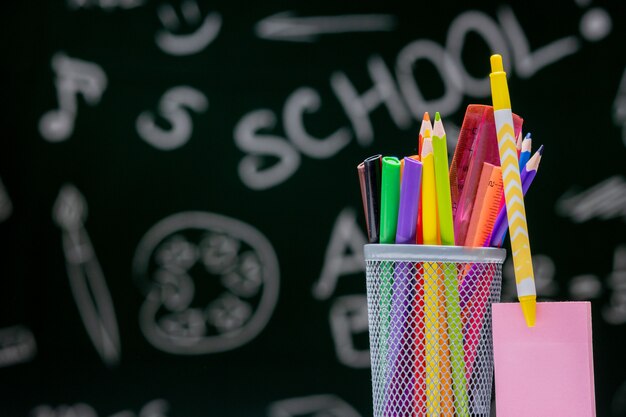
[496, 6, 580, 79]
[503, 254, 558, 301]
[53, 184, 121, 366]
[0, 325, 36, 368]
[0, 177, 12, 222]
[67, 0, 145, 10]
[39, 53, 107, 142]
[556, 176, 626, 223]
[234, 110, 301, 190]
[268, 394, 361, 417]
[31, 399, 169, 417]
[238, 6, 606, 190]
[133, 211, 279, 354]
[312, 207, 367, 301]
[328, 295, 369, 368]
[136, 86, 208, 151]
[31, 403, 97, 417]
[156, 0, 221, 55]
[613, 66, 626, 147]
[569, 274, 603, 300]
[255, 12, 396, 42]
[604, 245, 626, 325]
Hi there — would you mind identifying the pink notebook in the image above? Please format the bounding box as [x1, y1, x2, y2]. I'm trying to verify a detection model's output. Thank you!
[492, 302, 596, 417]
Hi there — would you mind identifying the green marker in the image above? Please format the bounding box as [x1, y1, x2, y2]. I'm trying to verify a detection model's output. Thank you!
[378, 156, 400, 372]
[433, 112, 468, 416]
[380, 156, 401, 244]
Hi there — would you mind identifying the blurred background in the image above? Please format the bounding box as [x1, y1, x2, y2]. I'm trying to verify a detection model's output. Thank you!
[1, 0, 626, 416]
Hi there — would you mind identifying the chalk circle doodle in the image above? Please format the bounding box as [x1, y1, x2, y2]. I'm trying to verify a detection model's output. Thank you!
[133, 212, 280, 354]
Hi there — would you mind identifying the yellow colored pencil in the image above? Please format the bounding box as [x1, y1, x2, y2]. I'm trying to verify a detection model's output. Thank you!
[421, 137, 440, 414]
[432, 113, 468, 416]
[489, 54, 536, 327]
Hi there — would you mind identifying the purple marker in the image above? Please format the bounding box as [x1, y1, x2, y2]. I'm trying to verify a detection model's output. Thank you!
[385, 158, 422, 415]
[395, 157, 423, 244]
[385, 262, 415, 416]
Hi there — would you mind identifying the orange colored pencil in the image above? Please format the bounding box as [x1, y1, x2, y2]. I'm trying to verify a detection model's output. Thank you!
[416, 113, 432, 244]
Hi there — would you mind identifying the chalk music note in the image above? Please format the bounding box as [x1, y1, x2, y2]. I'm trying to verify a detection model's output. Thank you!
[39, 53, 107, 142]
[53, 184, 120, 366]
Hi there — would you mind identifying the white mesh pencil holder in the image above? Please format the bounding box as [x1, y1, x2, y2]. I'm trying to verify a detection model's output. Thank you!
[364, 244, 505, 417]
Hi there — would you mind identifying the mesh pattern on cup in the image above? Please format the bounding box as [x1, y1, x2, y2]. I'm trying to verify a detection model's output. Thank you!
[365, 258, 502, 417]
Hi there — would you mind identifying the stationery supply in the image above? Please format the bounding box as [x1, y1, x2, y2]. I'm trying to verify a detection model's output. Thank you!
[357, 53, 571, 417]
[489, 54, 536, 327]
[432, 113, 467, 415]
[380, 157, 401, 244]
[519, 133, 532, 170]
[363, 154, 383, 243]
[419, 137, 441, 414]
[364, 245, 505, 417]
[492, 302, 596, 417]
[448, 105, 523, 246]
[490, 145, 543, 247]
[515, 131, 523, 156]
[417, 114, 433, 245]
[464, 163, 502, 247]
[357, 162, 369, 238]
[396, 158, 423, 244]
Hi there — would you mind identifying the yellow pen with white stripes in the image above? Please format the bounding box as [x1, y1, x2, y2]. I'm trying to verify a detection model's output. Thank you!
[489, 54, 537, 327]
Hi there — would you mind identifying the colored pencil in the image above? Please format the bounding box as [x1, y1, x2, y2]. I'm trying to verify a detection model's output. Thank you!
[418, 112, 432, 159]
[417, 113, 432, 244]
[420, 137, 440, 415]
[519, 133, 532, 171]
[432, 113, 467, 416]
